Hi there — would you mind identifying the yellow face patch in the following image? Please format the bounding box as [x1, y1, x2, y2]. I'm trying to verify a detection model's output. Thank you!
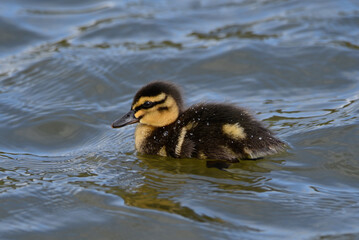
[132, 93, 166, 110]
[222, 123, 247, 140]
[134, 109, 144, 119]
[139, 95, 179, 127]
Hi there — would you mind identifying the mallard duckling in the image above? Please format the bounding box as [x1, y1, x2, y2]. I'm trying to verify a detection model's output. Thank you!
[112, 81, 285, 162]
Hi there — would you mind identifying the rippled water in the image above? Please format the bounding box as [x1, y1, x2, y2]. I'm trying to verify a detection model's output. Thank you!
[1, 0, 359, 239]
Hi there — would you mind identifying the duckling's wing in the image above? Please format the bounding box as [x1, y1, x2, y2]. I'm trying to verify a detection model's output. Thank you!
[179, 103, 285, 161]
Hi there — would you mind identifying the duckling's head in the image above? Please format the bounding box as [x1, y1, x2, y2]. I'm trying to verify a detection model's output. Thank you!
[112, 81, 184, 128]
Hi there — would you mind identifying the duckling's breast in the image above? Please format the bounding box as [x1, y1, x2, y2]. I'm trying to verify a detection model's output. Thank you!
[134, 124, 156, 152]
[134, 122, 180, 157]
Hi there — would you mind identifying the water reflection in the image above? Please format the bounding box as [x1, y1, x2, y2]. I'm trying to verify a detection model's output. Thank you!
[103, 154, 282, 223]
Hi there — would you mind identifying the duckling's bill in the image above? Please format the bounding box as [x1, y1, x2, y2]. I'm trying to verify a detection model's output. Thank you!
[112, 109, 139, 128]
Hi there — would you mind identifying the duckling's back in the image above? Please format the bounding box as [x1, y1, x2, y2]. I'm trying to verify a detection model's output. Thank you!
[137, 103, 285, 161]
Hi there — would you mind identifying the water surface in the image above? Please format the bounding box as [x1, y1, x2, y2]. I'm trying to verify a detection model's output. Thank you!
[1, 0, 359, 239]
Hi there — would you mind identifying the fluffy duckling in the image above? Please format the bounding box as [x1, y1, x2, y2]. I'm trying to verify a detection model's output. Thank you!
[112, 81, 285, 162]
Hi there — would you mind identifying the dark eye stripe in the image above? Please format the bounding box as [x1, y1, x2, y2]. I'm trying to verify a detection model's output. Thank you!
[134, 96, 167, 111]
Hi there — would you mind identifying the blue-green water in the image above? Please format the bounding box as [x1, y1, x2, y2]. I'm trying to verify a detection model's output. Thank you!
[1, 0, 359, 239]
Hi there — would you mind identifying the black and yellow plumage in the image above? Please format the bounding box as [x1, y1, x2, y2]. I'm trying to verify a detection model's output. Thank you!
[112, 81, 285, 162]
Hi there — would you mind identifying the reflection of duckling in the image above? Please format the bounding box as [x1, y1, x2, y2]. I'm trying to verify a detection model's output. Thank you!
[112, 81, 285, 162]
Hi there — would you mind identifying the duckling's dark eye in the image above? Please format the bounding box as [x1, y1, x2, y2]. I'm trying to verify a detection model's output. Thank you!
[142, 101, 154, 109]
